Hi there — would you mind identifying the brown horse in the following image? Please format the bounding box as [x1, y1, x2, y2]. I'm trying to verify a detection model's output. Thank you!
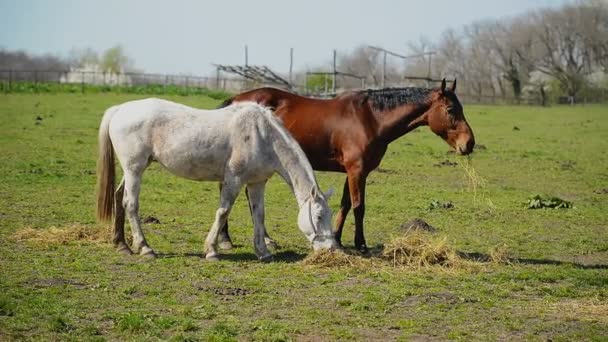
[218, 79, 474, 253]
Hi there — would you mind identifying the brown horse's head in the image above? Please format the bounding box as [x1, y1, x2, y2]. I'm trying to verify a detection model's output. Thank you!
[426, 79, 475, 155]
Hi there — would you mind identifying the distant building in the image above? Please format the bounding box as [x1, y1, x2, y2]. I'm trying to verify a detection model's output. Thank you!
[60, 64, 132, 85]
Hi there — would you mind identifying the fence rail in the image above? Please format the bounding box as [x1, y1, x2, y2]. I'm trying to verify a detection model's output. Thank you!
[1, 69, 604, 105]
[0, 69, 249, 93]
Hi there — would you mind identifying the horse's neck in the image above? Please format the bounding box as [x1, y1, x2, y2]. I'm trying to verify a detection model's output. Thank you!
[270, 128, 316, 207]
[375, 102, 430, 143]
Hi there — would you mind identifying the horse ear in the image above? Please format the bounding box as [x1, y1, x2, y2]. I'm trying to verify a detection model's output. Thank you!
[451, 78, 457, 92]
[440, 78, 447, 93]
[323, 187, 334, 199]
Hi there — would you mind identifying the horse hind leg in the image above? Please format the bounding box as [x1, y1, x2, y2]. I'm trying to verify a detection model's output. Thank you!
[113, 177, 132, 255]
[123, 170, 156, 258]
[217, 182, 234, 250]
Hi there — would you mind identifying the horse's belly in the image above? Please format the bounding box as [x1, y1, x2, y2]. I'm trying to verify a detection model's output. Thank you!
[156, 153, 226, 181]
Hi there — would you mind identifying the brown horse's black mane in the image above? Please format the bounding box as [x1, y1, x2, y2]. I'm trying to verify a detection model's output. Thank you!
[362, 87, 433, 111]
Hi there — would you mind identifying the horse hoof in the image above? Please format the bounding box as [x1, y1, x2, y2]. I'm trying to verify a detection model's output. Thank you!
[205, 253, 220, 262]
[357, 245, 369, 255]
[116, 244, 133, 255]
[259, 254, 274, 263]
[265, 239, 279, 250]
[140, 247, 157, 259]
[218, 240, 234, 250]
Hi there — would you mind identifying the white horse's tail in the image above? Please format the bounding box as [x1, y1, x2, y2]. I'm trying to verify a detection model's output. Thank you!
[96, 106, 118, 222]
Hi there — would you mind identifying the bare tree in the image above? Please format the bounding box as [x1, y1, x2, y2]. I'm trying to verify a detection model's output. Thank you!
[532, 3, 602, 98]
[0, 49, 68, 81]
[484, 16, 536, 100]
[338, 45, 401, 88]
[404, 36, 435, 83]
[68, 47, 99, 68]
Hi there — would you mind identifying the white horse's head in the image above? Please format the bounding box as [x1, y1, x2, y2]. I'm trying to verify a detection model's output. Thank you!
[297, 187, 338, 250]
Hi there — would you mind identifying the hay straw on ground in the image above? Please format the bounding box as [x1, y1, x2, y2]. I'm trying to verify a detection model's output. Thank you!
[11, 224, 111, 245]
[381, 230, 465, 269]
[304, 230, 478, 271]
[489, 243, 511, 264]
[302, 249, 374, 269]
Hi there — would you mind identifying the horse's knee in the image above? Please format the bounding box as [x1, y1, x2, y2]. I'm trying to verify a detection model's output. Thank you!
[352, 203, 365, 216]
[123, 197, 138, 214]
[215, 207, 230, 220]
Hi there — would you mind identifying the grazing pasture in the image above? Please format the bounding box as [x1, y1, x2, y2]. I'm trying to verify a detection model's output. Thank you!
[0, 93, 607, 341]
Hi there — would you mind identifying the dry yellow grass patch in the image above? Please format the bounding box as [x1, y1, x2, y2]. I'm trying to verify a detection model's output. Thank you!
[12, 224, 111, 245]
[545, 299, 608, 324]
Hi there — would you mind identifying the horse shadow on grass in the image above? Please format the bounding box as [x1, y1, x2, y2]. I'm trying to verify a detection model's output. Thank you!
[458, 252, 608, 270]
[156, 249, 307, 263]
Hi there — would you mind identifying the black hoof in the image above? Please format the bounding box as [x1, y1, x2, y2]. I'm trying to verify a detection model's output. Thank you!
[259, 255, 274, 263]
[116, 244, 133, 255]
[356, 245, 369, 254]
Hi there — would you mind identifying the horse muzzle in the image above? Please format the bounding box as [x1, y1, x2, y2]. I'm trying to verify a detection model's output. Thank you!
[456, 138, 475, 155]
[312, 236, 340, 251]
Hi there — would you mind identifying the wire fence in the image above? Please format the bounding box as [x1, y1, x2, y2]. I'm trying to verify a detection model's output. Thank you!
[0, 69, 248, 93]
[1, 69, 605, 105]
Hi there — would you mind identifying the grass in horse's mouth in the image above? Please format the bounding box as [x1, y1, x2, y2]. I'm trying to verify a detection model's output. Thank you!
[460, 157, 496, 209]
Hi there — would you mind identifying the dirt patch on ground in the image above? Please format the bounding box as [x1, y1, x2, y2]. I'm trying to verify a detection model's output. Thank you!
[434, 160, 458, 167]
[398, 292, 474, 307]
[399, 219, 438, 233]
[376, 167, 398, 174]
[573, 250, 608, 267]
[594, 188, 608, 194]
[193, 281, 252, 299]
[142, 215, 161, 224]
[25, 278, 87, 289]
[11, 224, 111, 245]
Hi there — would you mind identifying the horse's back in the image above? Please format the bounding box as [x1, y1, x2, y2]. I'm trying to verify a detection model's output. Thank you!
[107, 99, 276, 181]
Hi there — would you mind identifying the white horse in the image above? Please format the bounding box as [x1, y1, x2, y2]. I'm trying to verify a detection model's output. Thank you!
[96, 98, 338, 261]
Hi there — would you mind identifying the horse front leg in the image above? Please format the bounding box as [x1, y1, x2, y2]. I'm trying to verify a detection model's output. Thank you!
[333, 178, 351, 248]
[217, 182, 234, 250]
[246, 182, 273, 261]
[204, 180, 241, 261]
[346, 163, 368, 254]
[245, 187, 278, 250]
[113, 177, 132, 255]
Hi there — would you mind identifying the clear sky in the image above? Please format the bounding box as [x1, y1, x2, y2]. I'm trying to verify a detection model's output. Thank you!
[0, 0, 571, 76]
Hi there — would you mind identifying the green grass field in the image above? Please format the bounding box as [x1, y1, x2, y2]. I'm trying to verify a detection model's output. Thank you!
[1, 93, 607, 341]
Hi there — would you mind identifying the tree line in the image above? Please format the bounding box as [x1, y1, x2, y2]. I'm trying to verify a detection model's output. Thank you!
[335, 0, 608, 103]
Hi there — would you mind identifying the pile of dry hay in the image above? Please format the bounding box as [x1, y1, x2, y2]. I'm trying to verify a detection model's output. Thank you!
[381, 230, 460, 268]
[12, 224, 111, 245]
[303, 230, 478, 271]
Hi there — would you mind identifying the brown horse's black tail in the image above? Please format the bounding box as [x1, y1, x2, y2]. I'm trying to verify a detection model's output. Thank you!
[216, 97, 234, 109]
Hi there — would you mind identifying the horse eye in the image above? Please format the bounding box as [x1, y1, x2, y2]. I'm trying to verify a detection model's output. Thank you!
[446, 106, 454, 114]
